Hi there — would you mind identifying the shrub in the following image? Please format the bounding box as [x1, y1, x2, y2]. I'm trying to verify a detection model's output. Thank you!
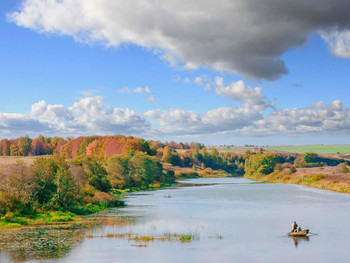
[289, 166, 297, 174]
[245, 153, 280, 177]
[340, 163, 349, 173]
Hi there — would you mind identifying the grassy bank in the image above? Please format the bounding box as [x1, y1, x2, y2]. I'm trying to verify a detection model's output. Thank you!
[245, 166, 350, 194]
[0, 211, 81, 228]
[0, 181, 178, 228]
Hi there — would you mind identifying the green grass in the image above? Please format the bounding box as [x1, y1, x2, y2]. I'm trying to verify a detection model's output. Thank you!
[215, 147, 255, 152]
[263, 145, 350, 154]
[179, 234, 193, 242]
[0, 211, 79, 228]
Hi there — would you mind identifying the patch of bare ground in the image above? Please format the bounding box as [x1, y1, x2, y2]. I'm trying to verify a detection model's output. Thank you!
[0, 156, 50, 166]
[162, 163, 232, 178]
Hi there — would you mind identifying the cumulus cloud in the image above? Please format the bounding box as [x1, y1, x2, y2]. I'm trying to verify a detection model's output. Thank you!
[0, 97, 349, 139]
[251, 100, 350, 135]
[145, 100, 350, 137]
[214, 77, 273, 110]
[145, 105, 262, 135]
[322, 30, 350, 58]
[0, 96, 149, 137]
[8, 0, 350, 80]
[145, 95, 159, 102]
[193, 76, 272, 110]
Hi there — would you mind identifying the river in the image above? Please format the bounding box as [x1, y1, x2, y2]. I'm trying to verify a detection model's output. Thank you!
[1, 177, 350, 262]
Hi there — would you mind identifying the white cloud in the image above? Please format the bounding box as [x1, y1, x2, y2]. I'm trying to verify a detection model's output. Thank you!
[0, 96, 149, 137]
[322, 30, 350, 58]
[117, 86, 153, 94]
[214, 77, 273, 110]
[9, 0, 350, 80]
[145, 95, 159, 102]
[145, 100, 350, 137]
[0, 97, 349, 139]
[251, 100, 350, 135]
[145, 105, 262, 135]
[183, 77, 190, 84]
[78, 89, 101, 97]
[194, 75, 211, 90]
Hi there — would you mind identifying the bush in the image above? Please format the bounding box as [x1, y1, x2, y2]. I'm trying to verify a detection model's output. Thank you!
[245, 153, 280, 177]
[289, 166, 297, 174]
[340, 163, 349, 173]
[295, 152, 320, 168]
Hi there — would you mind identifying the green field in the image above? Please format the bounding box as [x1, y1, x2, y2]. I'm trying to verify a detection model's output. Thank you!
[263, 145, 350, 154]
[216, 147, 257, 152]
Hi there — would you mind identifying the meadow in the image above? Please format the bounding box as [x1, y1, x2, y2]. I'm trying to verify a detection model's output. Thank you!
[215, 146, 257, 152]
[263, 145, 350, 154]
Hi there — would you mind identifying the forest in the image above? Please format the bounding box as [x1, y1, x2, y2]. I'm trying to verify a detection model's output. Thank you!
[0, 135, 244, 226]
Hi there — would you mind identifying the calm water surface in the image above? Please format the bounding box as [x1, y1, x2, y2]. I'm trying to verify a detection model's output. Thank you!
[1, 177, 350, 263]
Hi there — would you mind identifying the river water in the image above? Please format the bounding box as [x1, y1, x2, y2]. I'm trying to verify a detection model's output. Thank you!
[1, 177, 350, 263]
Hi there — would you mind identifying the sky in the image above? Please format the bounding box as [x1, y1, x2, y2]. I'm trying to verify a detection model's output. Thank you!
[0, 0, 350, 146]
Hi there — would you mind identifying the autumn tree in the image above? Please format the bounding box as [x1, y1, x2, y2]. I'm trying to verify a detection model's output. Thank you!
[1, 139, 10, 156]
[18, 135, 32, 156]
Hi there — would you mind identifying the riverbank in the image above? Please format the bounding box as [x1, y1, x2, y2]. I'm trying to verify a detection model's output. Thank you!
[0, 182, 179, 228]
[244, 165, 350, 193]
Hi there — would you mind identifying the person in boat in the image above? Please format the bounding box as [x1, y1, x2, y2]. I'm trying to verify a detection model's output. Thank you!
[291, 221, 298, 232]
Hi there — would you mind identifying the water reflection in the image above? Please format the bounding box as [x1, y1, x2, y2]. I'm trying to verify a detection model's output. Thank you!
[0, 214, 140, 262]
[290, 236, 310, 248]
[0, 223, 89, 262]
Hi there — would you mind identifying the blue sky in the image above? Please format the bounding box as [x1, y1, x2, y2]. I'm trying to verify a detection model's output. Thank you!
[1, 0, 350, 145]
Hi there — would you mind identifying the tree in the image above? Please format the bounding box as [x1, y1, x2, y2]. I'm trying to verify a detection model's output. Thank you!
[87, 162, 111, 192]
[245, 152, 280, 177]
[10, 143, 19, 156]
[31, 158, 60, 207]
[18, 135, 32, 156]
[30, 156, 78, 209]
[295, 152, 319, 167]
[0, 161, 34, 215]
[162, 146, 172, 163]
[31, 137, 45, 155]
[107, 155, 127, 188]
[1, 139, 10, 156]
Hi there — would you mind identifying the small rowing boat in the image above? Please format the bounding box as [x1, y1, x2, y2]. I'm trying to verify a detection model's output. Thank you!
[288, 229, 309, 237]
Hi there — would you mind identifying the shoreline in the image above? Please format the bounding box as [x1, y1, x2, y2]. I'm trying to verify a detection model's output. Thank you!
[244, 170, 350, 194]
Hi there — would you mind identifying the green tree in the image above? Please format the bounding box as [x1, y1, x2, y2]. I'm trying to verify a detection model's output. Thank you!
[18, 135, 32, 156]
[88, 161, 111, 192]
[162, 146, 172, 163]
[30, 156, 78, 209]
[295, 152, 319, 167]
[245, 153, 280, 178]
[107, 155, 127, 188]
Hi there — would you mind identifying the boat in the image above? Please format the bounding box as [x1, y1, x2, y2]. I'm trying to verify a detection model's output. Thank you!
[288, 229, 309, 237]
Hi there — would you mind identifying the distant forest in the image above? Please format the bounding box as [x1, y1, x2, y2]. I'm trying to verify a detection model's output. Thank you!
[0, 135, 244, 175]
[0, 135, 203, 158]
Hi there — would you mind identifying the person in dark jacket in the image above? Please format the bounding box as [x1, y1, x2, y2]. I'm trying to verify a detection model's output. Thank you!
[291, 221, 298, 232]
